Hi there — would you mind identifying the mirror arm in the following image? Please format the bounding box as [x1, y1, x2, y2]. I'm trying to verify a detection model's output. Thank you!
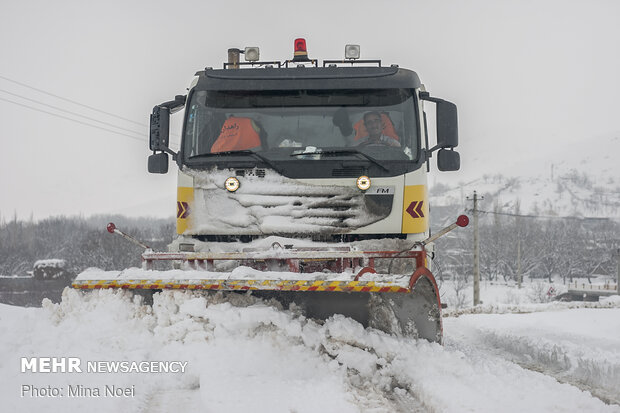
[159, 95, 186, 114]
[429, 143, 457, 153]
[156, 147, 177, 159]
[419, 91, 446, 104]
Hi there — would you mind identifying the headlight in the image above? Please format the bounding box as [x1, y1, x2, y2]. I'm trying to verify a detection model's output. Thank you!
[356, 175, 371, 191]
[225, 177, 240, 192]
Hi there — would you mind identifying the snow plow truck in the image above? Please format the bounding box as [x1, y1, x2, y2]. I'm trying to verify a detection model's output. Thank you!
[73, 39, 466, 343]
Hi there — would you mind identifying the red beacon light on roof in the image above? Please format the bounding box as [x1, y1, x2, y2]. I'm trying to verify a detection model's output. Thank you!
[292, 38, 310, 62]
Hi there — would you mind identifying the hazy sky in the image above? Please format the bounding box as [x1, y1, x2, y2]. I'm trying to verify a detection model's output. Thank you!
[1, 0, 618, 221]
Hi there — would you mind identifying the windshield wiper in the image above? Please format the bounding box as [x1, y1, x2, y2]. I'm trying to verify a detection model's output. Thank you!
[290, 149, 389, 172]
[189, 150, 282, 173]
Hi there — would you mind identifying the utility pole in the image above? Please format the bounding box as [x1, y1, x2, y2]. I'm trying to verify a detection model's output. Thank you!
[616, 248, 620, 295]
[467, 191, 483, 306]
[515, 205, 522, 289]
[517, 239, 522, 289]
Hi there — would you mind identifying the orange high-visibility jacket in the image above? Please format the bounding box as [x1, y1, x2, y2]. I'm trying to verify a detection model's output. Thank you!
[211, 117, 261, 153]
[353, 113, 399, 141]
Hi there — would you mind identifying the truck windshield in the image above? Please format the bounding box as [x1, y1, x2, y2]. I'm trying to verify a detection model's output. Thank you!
[182, 88, 419, 167]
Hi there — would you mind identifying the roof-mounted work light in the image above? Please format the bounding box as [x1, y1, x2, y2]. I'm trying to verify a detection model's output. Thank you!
[345, 44, 360, 60]
[244, 47, 260, 62]
[292, 38, 310, 62]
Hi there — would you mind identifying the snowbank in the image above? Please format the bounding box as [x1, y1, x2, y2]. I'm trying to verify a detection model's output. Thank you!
[1, 288, 618, 412]
[445, 309, 620, 405]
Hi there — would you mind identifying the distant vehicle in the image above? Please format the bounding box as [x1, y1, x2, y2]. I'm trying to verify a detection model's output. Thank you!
[0, 259, 74, 307]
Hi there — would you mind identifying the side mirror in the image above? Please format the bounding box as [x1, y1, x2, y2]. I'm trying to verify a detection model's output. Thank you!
[436, 100, 458, 148]
[148, 152, 169, 174]
[150, 106, 170, 151]
[420, 92, 459, 149]
[437, 149, 460, 171]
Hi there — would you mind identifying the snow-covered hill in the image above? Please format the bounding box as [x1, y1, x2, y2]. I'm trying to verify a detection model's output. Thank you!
[431, 135, 620, 219]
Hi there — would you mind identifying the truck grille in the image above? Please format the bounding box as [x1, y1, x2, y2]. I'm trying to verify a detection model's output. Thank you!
[189, 169, 393, 235]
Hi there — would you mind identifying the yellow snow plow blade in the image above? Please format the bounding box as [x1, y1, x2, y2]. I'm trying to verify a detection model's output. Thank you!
[72, 249, 426, 293]
[71, 245, 454, 343]
[72, 277, 412, 293]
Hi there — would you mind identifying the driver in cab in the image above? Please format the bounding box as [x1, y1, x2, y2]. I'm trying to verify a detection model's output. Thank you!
[356, 112, 400, 147]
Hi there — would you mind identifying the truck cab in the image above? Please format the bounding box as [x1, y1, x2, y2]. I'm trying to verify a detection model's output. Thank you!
[148, 40, 459, 247]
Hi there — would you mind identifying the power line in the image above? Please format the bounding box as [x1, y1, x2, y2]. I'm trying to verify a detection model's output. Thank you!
[0, 94, 180, 150]
[0, 74, 146, 127]
[0, 88, 146, 138]
[0, 74, 182, 139]
[0, 96, 147, 143]
[472, 208, 607, 221]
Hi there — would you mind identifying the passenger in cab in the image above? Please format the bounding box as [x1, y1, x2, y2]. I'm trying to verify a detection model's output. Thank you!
[355, 112, 400, 147]
[210, 117, 262, 153]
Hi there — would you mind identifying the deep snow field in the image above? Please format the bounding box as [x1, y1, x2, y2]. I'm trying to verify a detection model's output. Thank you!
[1, 282, 619, 413]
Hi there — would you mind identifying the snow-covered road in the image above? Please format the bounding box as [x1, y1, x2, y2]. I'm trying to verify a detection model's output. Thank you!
[0, 289, 618, 413]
